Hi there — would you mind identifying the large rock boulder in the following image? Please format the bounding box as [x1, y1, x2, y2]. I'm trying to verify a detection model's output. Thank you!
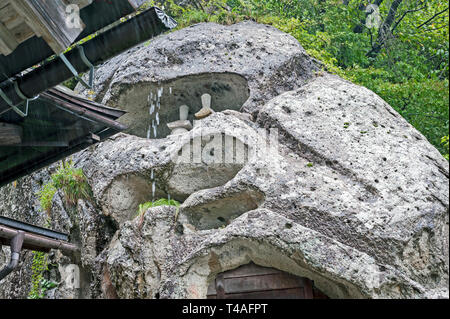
[1, 21, 448, 299]
[75, 21, 319, 138]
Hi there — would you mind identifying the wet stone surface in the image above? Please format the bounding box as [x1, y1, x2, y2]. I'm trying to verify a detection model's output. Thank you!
[0, 22, 448, 299]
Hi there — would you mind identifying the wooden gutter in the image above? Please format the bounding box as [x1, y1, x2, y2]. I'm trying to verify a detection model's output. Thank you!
[0, 221, 78, 282]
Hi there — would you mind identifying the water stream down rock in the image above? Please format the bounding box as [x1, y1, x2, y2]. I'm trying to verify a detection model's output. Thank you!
[0, 21, 448, 299]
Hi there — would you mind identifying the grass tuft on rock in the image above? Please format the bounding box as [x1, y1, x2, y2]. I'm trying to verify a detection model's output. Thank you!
[37, 159, 92, 214]
[137, 198, 181, 216]
[137, 198, 181, 228]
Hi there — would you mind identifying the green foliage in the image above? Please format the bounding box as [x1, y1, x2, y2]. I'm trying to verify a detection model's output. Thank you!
[137, 198, 181, 227]
[27, 220, 57, 299]
[41, 278, 58, 291]
[51, 160, 92, 206]
[61, 77, 80, 90]
[345, 68, 449, 155]
[28, 251, 55, 299]
[38, 183, 57, 214]
[37, 159, 92, 213]
[441, 136, 449, 160]
[137, 198, 181, 216]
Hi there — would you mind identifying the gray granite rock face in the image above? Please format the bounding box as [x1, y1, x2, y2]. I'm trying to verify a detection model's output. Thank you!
[1, 22, 448, 299]
[75, 21, 319, 138]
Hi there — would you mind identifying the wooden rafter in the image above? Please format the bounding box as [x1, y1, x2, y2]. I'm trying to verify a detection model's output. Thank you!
[0, 85, 127, 187]
[0, 122, 22, 145]
[0, 19, 18, 55]
[0, 0, 93, 56]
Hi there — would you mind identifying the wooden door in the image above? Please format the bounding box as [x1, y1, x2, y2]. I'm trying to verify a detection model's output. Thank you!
[207, 263, 328, 299]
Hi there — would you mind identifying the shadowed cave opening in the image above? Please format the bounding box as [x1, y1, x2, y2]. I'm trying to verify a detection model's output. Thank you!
[206, 262, 329, 299]
[184, 188, 265, 230]
[115, 72, 250, 138]
[104, 133, 253, 224]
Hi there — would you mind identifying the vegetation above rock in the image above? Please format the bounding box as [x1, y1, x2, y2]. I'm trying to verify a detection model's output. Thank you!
[137, 198, 181, 228]
[137, 0, 448, 158]
[137, 198, 181, 216]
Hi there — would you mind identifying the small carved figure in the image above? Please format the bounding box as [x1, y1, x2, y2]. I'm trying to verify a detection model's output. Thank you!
[167, 104, 192, 135]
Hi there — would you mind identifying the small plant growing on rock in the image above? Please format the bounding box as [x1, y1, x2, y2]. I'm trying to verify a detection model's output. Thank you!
[138, 198, 181, 215]
[137, 198, 181, 229]
[441, 136, 449, 160]
[38, 183, 57, 216]
[28, 251, 46, 299]
[28, 251, 56, 299]
[37, 159, 92, 213]
[51, 160, 92, 206]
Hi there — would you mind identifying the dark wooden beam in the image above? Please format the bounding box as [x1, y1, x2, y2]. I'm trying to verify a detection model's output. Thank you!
[0, 122, 22, 145]
[0, 0, 153, 82]
[0, 127, 120, 188]
[0, 7, 176, 113]
[10, 141, 69, 147]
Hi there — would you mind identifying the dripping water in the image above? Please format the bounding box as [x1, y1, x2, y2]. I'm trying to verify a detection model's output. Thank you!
[152, 180, 156, 200]
[147, 83, 166, 201]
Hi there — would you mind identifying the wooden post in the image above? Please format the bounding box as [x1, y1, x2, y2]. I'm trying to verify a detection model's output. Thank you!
[0, 122, 22, 145]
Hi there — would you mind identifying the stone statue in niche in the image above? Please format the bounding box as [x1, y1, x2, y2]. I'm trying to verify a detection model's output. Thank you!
[168, 93, 214, 135]
[167, 104, 192, 135]
[195, 93, 214, 119]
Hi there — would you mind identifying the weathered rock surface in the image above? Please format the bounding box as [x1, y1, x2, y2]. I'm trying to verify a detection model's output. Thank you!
[1, 21, 448, 299]
[75, 21, 319, 138]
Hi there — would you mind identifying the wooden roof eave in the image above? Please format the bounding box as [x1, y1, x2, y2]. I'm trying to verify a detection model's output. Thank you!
[0, 0, 149, 82]
[0, 86, 127, 188]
